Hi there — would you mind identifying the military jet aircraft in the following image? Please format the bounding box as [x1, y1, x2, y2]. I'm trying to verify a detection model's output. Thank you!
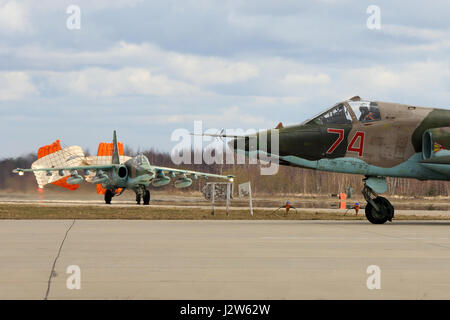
[13, 131, 233, 205]
[222, 96, 449, 224]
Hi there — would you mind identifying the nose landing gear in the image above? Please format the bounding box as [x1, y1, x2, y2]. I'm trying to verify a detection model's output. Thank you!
[135, 186, 150, 205]
[362, 177, 394, 224]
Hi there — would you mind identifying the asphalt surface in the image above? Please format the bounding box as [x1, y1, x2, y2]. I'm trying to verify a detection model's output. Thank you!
[1, 220, 450, 299]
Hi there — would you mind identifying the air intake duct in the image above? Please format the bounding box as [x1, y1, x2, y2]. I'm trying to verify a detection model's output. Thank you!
[422, 127, 450, 159]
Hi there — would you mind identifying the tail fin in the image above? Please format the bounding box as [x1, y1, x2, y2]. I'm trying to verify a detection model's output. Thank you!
[112, 130, 120, 164]
[95, 136, 124, 195]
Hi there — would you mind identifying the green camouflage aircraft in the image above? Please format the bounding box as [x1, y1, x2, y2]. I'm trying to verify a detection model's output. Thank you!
[225, 96, 450, 224]
[13, 131, 233, 205]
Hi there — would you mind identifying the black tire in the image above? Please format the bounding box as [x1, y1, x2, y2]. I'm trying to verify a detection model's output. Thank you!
[143, 190, 150, 205]
[105, 189, 113, 205]
[365, 196, 394, 224]
[385, 198, 394, 221]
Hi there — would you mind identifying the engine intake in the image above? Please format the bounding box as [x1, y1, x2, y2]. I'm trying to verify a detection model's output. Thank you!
[422, 127, 450, 159]
[118, 165, 128, 178]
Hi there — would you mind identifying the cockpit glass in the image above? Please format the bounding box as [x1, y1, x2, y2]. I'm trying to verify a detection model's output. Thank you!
[134, 154, 150, 166]
[307, 103, 352, 125]
[348, 101, 381, 123]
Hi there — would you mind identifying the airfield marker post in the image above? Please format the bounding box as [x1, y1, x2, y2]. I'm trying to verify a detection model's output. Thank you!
[226, 183, 230, 216]
[248, 183, 253, 216]
[211, 182, 215, 216]
[203, 182, 233, 216]
[238, 181, 253, 216]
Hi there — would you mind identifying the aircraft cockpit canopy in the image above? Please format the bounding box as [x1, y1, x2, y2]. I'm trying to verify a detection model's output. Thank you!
[307, 103, 352, 125]
[347, 100, 381, 123]
[133, 154, 151, 168]
[305, 100, 382, 126]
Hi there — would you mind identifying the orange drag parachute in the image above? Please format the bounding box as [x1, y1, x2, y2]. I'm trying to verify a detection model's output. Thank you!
[32, 140, 85, 190]
[30, 139, 131, 192]
[95, 142, 124, 195]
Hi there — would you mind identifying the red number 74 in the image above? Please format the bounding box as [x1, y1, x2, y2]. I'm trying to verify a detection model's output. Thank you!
[326, 128, 365, 157]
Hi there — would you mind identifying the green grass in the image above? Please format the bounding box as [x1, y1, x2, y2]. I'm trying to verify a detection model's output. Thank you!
[0, 204, 448, 220]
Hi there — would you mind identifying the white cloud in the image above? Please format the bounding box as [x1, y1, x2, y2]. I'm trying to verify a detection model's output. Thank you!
[14, 40, 450, 106]
[356, 62, 449, 89]
[21, 0, 144, 12]
[0, 72, 37, 100]
[251, 96, 305, 105]
[339, 61, 450, 102]
[227, 12, 307, 44]
[282, 73, 331, 86]
[0, 1, 30, 33]
[14, 41, 259, 86]
[102, 42, 260, 85]
[46, 67, 202, 97]
[381, 24, 448, 41]
[168, 54, 259, 85]
[127, 105, 270, 128]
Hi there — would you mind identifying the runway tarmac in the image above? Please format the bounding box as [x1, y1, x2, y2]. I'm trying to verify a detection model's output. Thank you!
[1, 220, 450, 299]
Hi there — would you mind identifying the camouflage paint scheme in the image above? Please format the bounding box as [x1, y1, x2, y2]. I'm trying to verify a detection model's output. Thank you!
[232, 96, 450, 181]
[227, 96, 449, 223]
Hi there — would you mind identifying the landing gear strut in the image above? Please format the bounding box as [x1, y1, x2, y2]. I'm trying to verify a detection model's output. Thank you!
[136, 194, 141, 205]
[362, 177, 394, 224]
[135, 186, 150, 205]
[105, 189, 114, 204]
[143, 189, 150, 205]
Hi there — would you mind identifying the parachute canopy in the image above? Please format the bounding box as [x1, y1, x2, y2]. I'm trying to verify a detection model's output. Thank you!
[33, 140, 84, 190]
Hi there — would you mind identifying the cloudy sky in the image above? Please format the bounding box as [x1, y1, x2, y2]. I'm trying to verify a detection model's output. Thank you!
[1, 0, 450, 158]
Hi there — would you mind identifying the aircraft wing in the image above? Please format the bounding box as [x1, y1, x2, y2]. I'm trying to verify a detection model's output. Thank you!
[13, 165, 114, 174]
[13, 165, 116, 188]
[149, 165, 234, 181]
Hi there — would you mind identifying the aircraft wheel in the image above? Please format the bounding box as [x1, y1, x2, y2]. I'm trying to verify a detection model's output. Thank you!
[143, 190, 150, 205]
[365, 196, 394, 224]
[105, 189, 113, 205]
